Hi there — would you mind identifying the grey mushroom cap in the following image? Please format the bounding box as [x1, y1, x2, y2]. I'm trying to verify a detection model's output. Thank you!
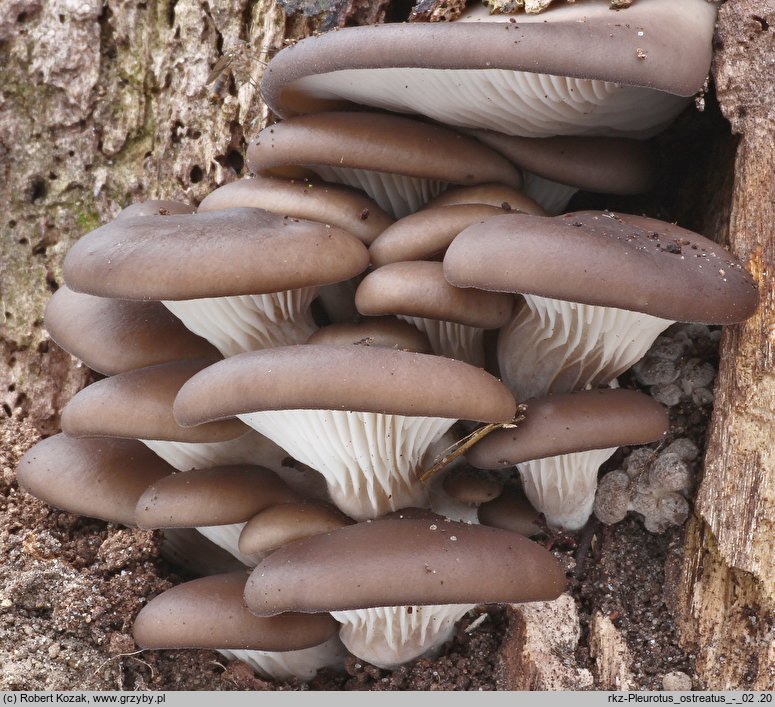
[466, 389, 668, 469]
[245, 112, 522, 190]
[44, 286, 219, 376]
[115, 200, 195, 219]
[135, 466, 299, 529]
[197, 175, 394, 245]
[468, 130, 658, 195]
[443, 211, 759, 324]
[307, 318, 432, 353]
[133, 572, 339, 651]
[261, 0, 716, 118]
[64, 207, 369, 301]
[173, 344, 517, 426]
[16, 434, 174, 526]
[244, 518, 566, 615]
[61, 359, 246, 443]
[426, 184, 545, 213]
[356, 261, 514, 329]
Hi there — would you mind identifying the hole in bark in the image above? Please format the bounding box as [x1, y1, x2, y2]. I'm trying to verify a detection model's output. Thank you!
[17, 11, 27, 22]
[68, 150, 75, 157]
[45, 272, 59, 293]
[190, 129, 201, 140]
[9, 220, 16, 227]
[29, 177, 47, 203]
[58, 14, 65, 23]
[167, 0, 178, 27]
[216, 150, 244, 175]
[189, 165, 204, 183]
[48, 172, 58, 180]
[32, 242, 47, 256]
[37, 340, 49, 354]
[2, 404, 11, 417]
[752, 15, 769, 30]
[18, 237, 28, 245]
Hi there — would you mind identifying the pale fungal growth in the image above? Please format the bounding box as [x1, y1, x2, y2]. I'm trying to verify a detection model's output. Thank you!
[355, 261, 514, 366]
[245, 112, 522, 218]
[260, 0, 718, 138]
[63, 208, 369, 357]
[444, 211, 759, 402]
[244, 518, 565, 669]
[173, 344, 516, 520]
[466, 389, 669, 530]
[133, 572, 347, 680]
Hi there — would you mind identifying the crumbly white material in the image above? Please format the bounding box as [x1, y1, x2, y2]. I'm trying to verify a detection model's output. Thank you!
[238, 410, 455, 520]
[311, 165, 448, 219]
[396, 315, 485, 367]
[163, 288, 318, 358]
[331, 604, 475, 669]
[497, 296, 673, 401]
[292, 68, 688, 139]
[219, 634, 348, 680]
[519, 447, 617, 530]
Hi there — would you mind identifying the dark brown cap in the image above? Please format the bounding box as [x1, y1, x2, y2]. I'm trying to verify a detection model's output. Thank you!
[174, 344, 517, 426]
[133, 572, 339, 651]
[64, 208, 369, 300]
[245, 518, 565, 614]
[44, 286, 219, 376]
[16, 434, 174, 526]
[444, 211, 759, 324]
[477, 485, 542, 538]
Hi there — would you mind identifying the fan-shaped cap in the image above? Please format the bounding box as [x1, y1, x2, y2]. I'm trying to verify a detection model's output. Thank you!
[477, 485, 542, 538]
[135, 466, 299, 528]
[174, 344, 517, 426]
[197, 176, 394, 245]
[44, 287, 219, 376]
[64, 208, 369, 301]
[16, 434, 174, 526]
[133, 572, 339, 651]
[442, 468, 503, 506]
[245, 518, 565, 615]
[245, 112, 522, 190]
[261, 0, 717, 118]
[356, 261, 514, 329]
[426, 184, 545, 213]
[307, 318, 431, 353]
[61, 360, 246, 443]
[467, 389, 668, 469]
[444, 211, 759, 324]
[115, 200, 195, 219]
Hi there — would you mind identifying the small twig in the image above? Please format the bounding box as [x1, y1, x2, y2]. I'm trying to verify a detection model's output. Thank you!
[419, 404, 528, 483]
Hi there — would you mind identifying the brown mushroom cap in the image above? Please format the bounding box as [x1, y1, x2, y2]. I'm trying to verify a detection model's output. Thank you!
[466, 389, 668, 469]
[477, 485, 542, 538]
[355, 261, 514, 329]
[115, 200, 195, 219]
[468, 130, 658, 195]
[238, 501, 352, 555]
[16, 434, 174, 526]
[444, 211, 759, 324]
[442, 468, 504, 505]
[64, 207, 369, 300]
[244, 518, 565, 615]
[197, 175, 394, 245]
[368, 204, 510, 267]
[425, 184, 545, 214]
[133, 572, 339, 651]
[261, 0, 716, 118]
[61, 360, 246, 443]
[173, 344, 517, 426]
[307, 317, 432, 353]
[44, 286, 220, 376]
[245, 112, 522, 190]
[135, 466, 299, 528]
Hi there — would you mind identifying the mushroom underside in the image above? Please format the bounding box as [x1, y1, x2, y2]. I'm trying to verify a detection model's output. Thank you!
[396, 315, 485, 367]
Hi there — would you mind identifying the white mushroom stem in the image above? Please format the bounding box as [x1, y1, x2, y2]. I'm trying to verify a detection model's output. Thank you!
[162, 288, 319, 358]
[292, 68, 689, 139]
[518, 447, 618, 531]
[521, 171, 579, 216]
[219, 634, 348, 681]
[331, 604, 475, 670]
[237, 410, 455, 520]
[497, 296, 673, 402]
[311, 164, 448, 219]
[396, 315, 485, 367]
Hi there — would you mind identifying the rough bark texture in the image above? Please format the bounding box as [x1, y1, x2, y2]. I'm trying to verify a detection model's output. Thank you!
[665, 2, 775, 691]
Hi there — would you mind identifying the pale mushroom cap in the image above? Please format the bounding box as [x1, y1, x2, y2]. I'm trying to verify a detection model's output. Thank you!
[466, 389, 668, 468]
[356, 261, 514, 329]
[115, 200, 195, 219]
[16, 434, 174, 526]
[307, 318, 432, 353]
[135, 466, 299, 528]
[44, 286, 219, 376]
[245, 518, 566, 615]
[245, 112, 522, 189]
[173, 344, 517, 426]
[61, 360, 246, 443]
[197, 176, 394, 245]
[64, 208, 369, 300]
[133, 572, 339, 651]
[426, 184, 545, 214]
[444, 211, 759, 324]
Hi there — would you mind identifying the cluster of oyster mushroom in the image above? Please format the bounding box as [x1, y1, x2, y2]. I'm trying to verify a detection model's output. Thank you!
[16, 0, 760, 683]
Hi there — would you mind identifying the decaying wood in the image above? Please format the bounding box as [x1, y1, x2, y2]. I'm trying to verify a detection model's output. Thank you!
[588, 613, 635, 691]
[667, 2, 775, 691]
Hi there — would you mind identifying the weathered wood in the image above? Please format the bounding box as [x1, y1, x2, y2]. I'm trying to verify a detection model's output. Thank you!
[668, 2, 775, 691]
